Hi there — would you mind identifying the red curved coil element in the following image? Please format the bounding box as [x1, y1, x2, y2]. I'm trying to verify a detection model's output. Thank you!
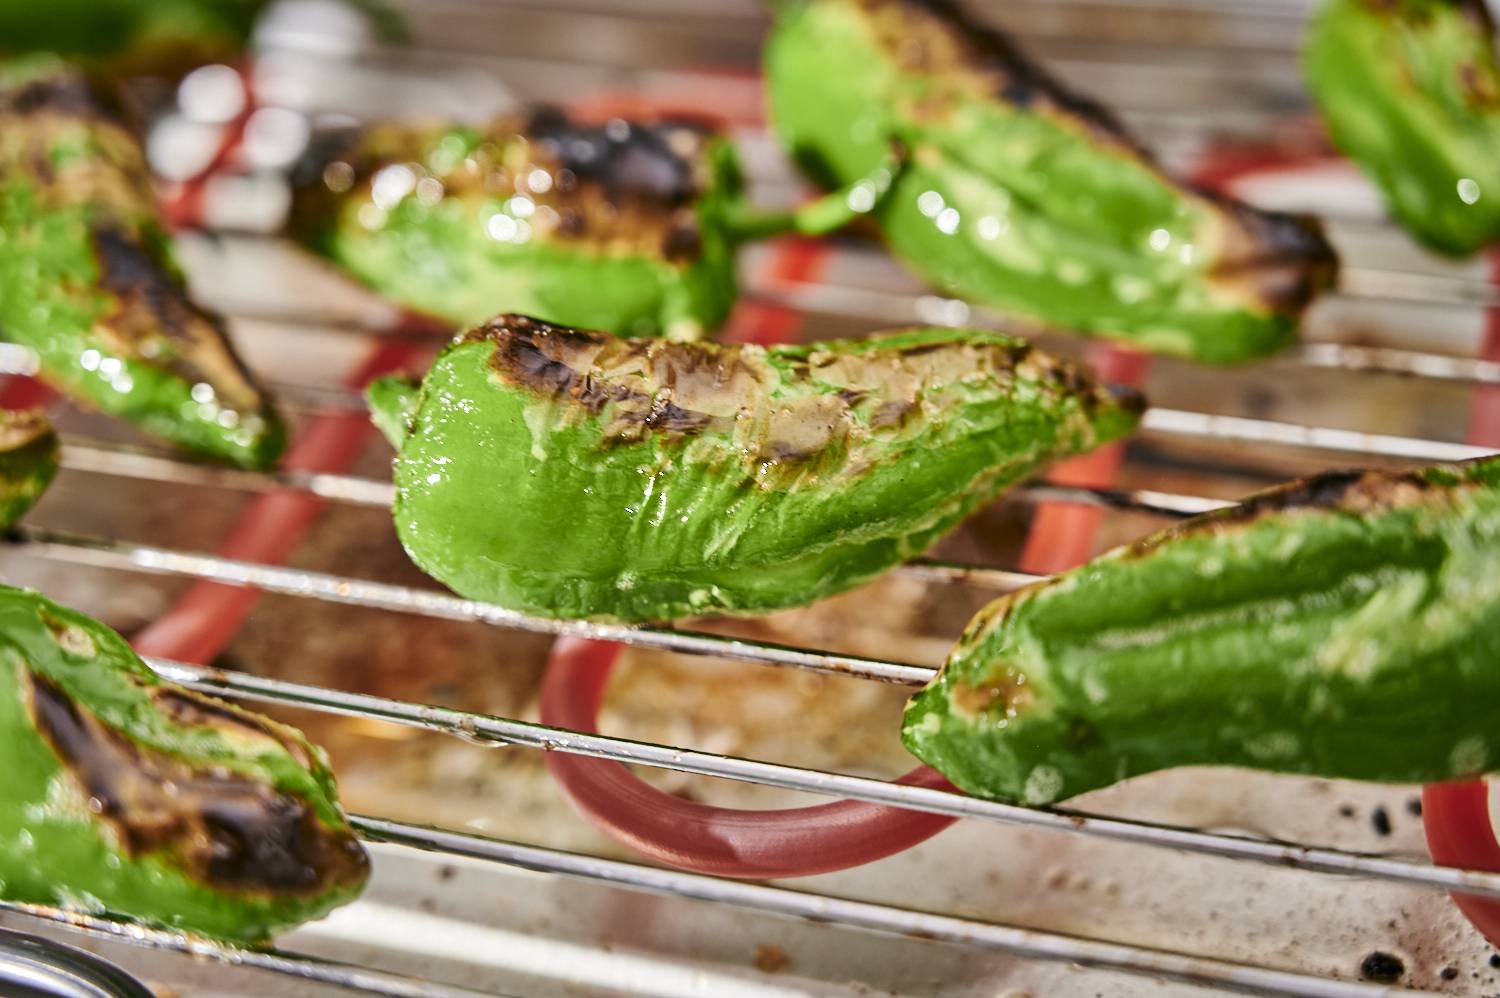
[1422, 781, 1500, 948]
[539, 635, 958, 878]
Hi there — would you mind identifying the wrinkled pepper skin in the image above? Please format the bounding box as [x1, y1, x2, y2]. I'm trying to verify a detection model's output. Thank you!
[372, 314, 1143, 623]
[766, 0, 1339, 364]
[0, 586, 369, 941]
[0, 409, 59, 530]
[1306, 0, 1500, 257]
[290, 110, 748, 340]
[904, 456, 1500, 805]
[0, 59, 285, 469]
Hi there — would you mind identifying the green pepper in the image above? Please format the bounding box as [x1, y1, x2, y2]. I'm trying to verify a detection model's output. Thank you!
[371, 313, 1143, 622]
[765, 0, 1339, 364]
[904, 455, 1500, 805]
[0, 409, 59, 530]
[0, 58, 285, 469]
[1306, 0, 1500, 257]
[0, 585, 369, 941]
[290, 108, 898, 340]
[0, 0, 402, 78]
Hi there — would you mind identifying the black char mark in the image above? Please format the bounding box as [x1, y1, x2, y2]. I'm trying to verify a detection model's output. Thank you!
[526, 106, 708, 206]
[884, 0, 1338, 312]
[475, 314, 730, 442]
[0, 70, 113, 121]
[90, 227, 263, 398]
[887, 0, 1141, 148]
[1125, 466, 1436, 558]
[29, 674, 367, 895]
[1202, 195, 1340, 313]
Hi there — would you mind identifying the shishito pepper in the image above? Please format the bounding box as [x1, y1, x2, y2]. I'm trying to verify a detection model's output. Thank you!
[0, 58, 285, 469]
[0, 585, 368, 941]
[370, 313, 1143, 622]
[290, 108, 896, 340]
[0, 409, 59, 530]
[904, 456, 1500, 805]
[766, 0, 1339, 364]
[0, 0, 402, 78]
[1305, 0, 1500, 257]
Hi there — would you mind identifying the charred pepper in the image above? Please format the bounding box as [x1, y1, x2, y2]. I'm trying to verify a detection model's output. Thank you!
[0, 409, 59, 530]
[1305, 0, 1500, 257]
[291, 108, 897, 340]
[766, 0, 1339, 364]
[904, 455, 1500, 805]
[0, 585, 369, 941]
[370, 313, 1143, 622]
[0, 58, 285, 469]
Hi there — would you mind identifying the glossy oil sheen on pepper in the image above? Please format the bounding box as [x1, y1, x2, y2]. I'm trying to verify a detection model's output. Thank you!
[290, 109, 744, 340]
[0, 57, 285, 469]
[372, 313, 1144, 623]
[766, 0, 1339, 363]
[1306, 0, 1500, 257]
[0, 586, 369, 942]
[904, 456, 1500, 805]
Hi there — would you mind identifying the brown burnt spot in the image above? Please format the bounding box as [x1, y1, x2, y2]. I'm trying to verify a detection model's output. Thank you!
[89, 227, 268, 414]
[754, 944, 790, 974]
[860, 0, 1142, 149]
[661, 219, 703, 263]
[0, 408, 55, 454]
[950, 667, 1033, 720]
[151, 688, 315, 770]
[474, 314, 754, 444]
[0, 70, 114, 121]
[1121, 466, 1447, 560]
[1202, 196, 1339, 317]
[871, 399, 915, 428]
[28, 674, 367, 896]
[292, 107, 719, 265]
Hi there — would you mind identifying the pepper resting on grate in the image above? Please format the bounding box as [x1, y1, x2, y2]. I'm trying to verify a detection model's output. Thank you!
[905, 455, 1500, 804]
[0, 57, 285, 469]
[0, 585, 369, 942]
[765, 0, 1339, 364]
[369, 313, 1144, 622]
[290, 108, 901, 340]
[1306, 0, 1500, 257]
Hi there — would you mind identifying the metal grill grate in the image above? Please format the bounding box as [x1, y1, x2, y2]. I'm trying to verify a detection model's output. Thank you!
[5, 0, 1500, 995]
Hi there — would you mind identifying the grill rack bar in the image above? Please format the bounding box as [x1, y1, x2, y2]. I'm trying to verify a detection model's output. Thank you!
[131, 653, 1500, 908]
[0, 901, 505, 998]
[49, 406, 1491, 520]
[0, 821, 1433, 998]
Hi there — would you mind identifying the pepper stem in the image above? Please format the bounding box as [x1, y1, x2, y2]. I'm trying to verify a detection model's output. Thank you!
[723, 141, 906, 242]
[366, 376, 422, 448]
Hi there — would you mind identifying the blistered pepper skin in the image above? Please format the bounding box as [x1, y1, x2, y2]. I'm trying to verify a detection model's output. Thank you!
[904, 456, 1500, 805]
[0, 410, 59, 530]
[0, 59, 285, 469]
[291, 111, 748, 341]
[373, 314, 1143, 623]
[0, 586, 369, 942]
[1306, 0, 1500, 257]
[766, 0, 1339, 364]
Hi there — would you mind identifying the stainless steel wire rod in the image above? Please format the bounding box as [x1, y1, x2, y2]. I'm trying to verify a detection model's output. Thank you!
[352, 817, 1435, 998]
[0, 901, 509, 998]
[12, 526, 942, 685]
[47, 408, 1489, 516]
[143, 655, 1500, 907]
